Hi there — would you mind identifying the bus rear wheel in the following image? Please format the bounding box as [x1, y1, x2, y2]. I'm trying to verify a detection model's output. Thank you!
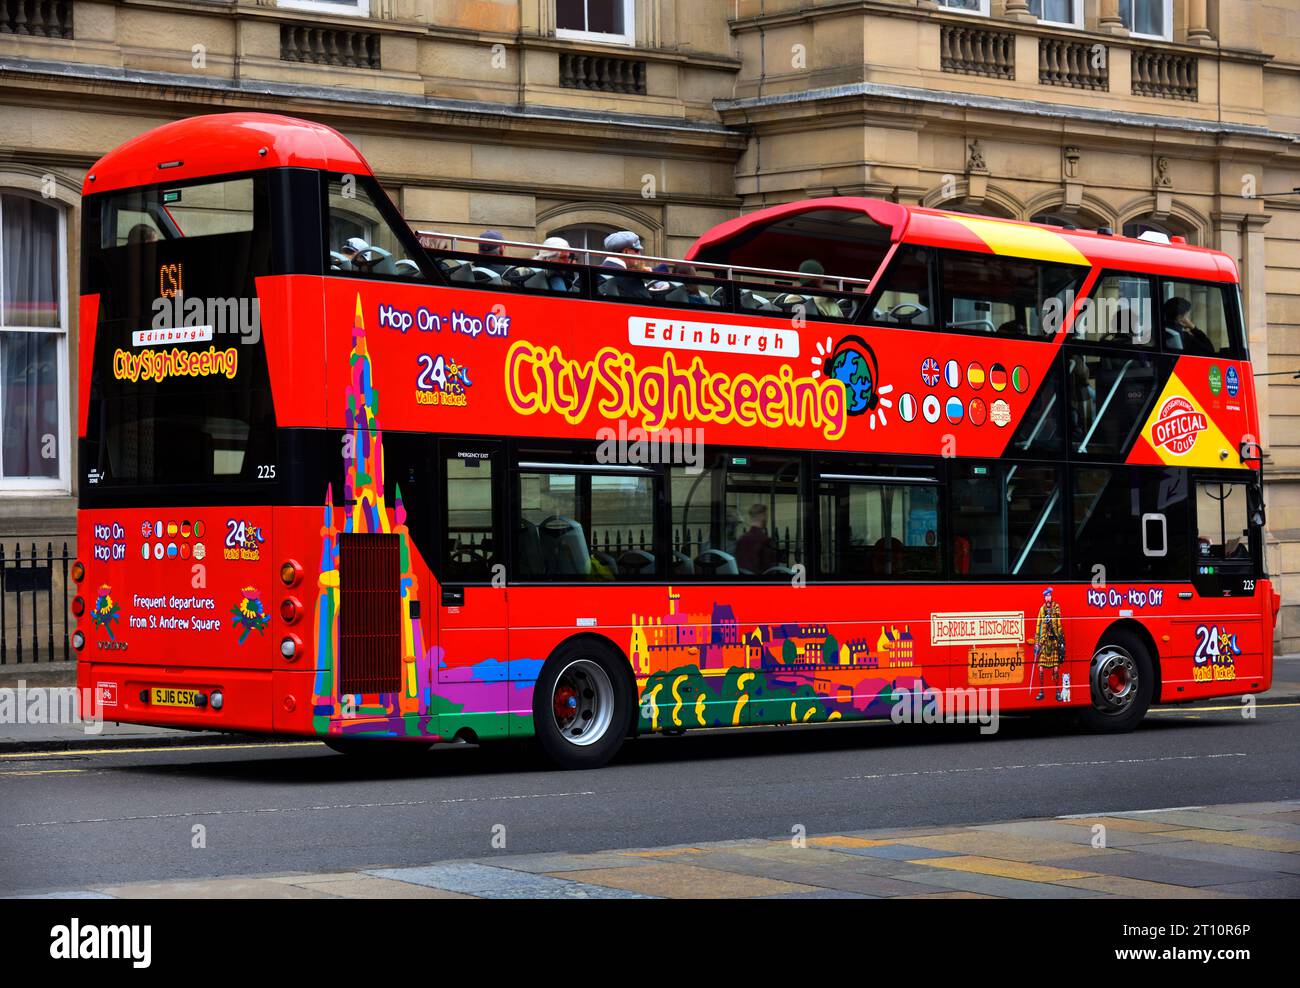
[534, 641, 633, 770]
[1078, 629, 1153, 734]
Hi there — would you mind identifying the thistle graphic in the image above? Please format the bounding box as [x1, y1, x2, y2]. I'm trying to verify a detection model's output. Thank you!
[90, 584, 121, 640]
[231, 586, 270, 644]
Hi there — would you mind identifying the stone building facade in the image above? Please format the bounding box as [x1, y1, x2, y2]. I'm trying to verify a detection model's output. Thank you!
[1, 0, 1297, 647]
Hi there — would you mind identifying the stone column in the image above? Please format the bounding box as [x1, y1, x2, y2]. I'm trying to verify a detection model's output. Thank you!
[1002, 1, 1037, 23]
[1098, 0, 1127, 35]
[1186, 0, 1213, 44]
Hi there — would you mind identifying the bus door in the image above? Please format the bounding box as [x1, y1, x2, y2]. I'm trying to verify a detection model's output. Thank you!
[1179, 474, 1266, 689]
[435, 440, 510, 737]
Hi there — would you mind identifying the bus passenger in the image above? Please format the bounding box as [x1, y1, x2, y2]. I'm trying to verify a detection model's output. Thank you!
[795, 260, 846, 318]
[533, 236, 575, 292]
[735, 503, 780, 574]
[1162, 296, 1215, 355]
[600, 230, 651, 299]
[477, 229, 511, 275]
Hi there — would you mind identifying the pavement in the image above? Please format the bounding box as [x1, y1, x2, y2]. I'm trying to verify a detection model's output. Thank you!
[16, 800, 1300, 899]
[1, 653, 1298, 751]
[3, 693, 1298, 898]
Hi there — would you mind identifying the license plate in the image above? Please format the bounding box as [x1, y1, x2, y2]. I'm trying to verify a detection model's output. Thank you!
[150, 687, 201, 708]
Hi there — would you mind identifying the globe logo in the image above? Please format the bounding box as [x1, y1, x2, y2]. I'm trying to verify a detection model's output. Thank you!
[824, 337, 879, 416]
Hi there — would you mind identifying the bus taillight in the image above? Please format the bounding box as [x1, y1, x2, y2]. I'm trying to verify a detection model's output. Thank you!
[280, 596, 302, 624]
[71, 596, 84, 618]
[70, 560, 84, 583]
[280, 634, 303, 661]
[71, 631, 85, 652]
[279, 559, 302, 588]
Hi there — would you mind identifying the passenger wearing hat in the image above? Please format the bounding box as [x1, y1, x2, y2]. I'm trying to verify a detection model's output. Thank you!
[779, 259, 846, 319]
[532, 236, 575, 292]
[1033, 586, 1066, 702]
[600, 230, 650, 298]
[477, 229, 510, 275]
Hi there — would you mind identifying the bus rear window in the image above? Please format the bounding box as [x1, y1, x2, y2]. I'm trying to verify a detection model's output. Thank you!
[99, 178, 256, 248]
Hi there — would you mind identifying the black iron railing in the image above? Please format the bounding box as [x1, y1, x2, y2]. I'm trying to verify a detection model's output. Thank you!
[0, 541, 73, 664]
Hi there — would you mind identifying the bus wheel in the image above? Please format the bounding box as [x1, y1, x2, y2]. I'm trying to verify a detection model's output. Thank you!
[534, 641, 632, 770]
[1078, 630, 1153, 734]
[323, 738, 432, 758]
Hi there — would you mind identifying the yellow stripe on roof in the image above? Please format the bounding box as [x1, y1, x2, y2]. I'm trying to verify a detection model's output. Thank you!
[952, 216, 1090, 267]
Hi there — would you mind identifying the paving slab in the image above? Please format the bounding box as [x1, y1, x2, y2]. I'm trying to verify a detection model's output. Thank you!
[918, 855, 1097, 882]
[901, 831, 1112, 863]
[100, 878, 336, 899]
[366, 862, 652, 898]
[889, 867, 1105, 899]
[1158, 828, 1300, 853]
[1048, 851, 1269, 888]
[551, 862, 819, 899]
[676, 849, 940, 897]
[1107, 810, 1273, 832]
[1198, 877, 1300, 898]
[1057, 875, 1236, 898]
[1127, 840, 1300, 875]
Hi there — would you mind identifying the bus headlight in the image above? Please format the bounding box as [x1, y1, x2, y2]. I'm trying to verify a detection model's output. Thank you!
[280, 634, 302, 660]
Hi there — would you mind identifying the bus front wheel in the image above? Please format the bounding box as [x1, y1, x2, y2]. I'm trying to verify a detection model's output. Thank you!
[1078, 629, 1154, 734]
[534, 640, 633, 770]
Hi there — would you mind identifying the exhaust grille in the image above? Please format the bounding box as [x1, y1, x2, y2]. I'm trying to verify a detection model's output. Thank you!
[337, 533, 401, 695]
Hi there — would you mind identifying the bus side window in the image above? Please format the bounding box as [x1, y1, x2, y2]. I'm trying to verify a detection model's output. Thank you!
[816, 465, 941, 580]
[326, 176, 427, 281]
[1073, 272, 1155, 347]
[868, 246, 934, 327]
[1196, 481, 1253, 565]
[939, 250, 1086, 339]
[670, 452, 806, 580]
[949, 462, 1063, 577]
[1159, 280, 1236, 357]
[443, 450, 498, 583]
[1071, 465, 1190, 580]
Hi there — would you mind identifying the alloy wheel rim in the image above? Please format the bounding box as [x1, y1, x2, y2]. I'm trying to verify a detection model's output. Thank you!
[1091, 646, 1138, 714]
[551, 659, 615, 747]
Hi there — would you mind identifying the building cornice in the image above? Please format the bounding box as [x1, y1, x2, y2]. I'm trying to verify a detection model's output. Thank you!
[0, 56, 745, 147]
[716, 81, 1299, 149]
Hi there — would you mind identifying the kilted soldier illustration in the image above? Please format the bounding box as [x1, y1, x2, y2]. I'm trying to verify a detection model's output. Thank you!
[1033, 586, 1066, 702]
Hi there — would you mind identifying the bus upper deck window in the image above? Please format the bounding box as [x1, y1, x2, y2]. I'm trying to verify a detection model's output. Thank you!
[326, 177, 427, 281]
[1160, 280, 1235, 357]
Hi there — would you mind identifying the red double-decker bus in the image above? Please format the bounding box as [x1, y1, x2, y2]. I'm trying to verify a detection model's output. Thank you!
[73, 113, 1279, 768]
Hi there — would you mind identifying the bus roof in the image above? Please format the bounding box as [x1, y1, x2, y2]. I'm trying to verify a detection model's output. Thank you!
[687, 197, 1239, 284]
[81, 112, 371, 196]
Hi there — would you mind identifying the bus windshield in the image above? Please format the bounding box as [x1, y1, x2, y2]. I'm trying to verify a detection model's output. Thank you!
[81, 172, 276, 496]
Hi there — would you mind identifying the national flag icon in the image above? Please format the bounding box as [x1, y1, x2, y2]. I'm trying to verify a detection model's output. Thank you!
[944, 359, 960, 388]
[898, 392, 918, 422]
[921, 357, 940, 387]
[991, 399, 1012, 427]
[945, 396, 964, 423]
[968, 397, 988, 426]
[922, 394, 942, 423]
[967, 362, 986, 390]
[1012, 365, 1031, 393]
[989, 363, 1008, 392]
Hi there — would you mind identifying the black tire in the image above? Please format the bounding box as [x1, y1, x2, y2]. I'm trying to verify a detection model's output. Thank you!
[323, 737, 433, 758]
[533, 639, 634, 770]
[1078, 628, 1154, 734]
